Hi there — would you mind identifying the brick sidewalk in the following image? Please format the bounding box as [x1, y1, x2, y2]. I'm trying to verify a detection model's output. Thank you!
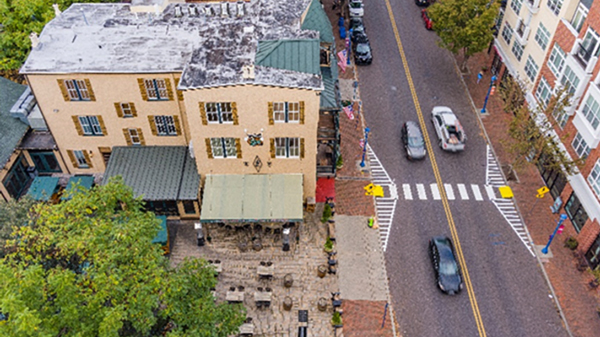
[461, 51, 600, 337]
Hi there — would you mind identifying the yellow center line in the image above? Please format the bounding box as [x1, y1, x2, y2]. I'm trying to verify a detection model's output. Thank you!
[382, 1, 487, 336]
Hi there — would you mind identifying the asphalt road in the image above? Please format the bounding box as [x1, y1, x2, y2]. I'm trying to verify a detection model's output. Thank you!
[354, 0, 568, 336]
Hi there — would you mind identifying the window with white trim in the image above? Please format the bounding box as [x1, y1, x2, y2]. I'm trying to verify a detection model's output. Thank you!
[64, 80, 91, 101]
[74, 150, 89, 168]
[552, 107, 568, 128]
[154, 116, 177, 136]
[78, 116, 103, 136]
[205, 102, 233, 124]
[548, 43, 566, 76]
[560, 66, 580, 96]
[501, 23, 513, 45]
[128, 129, 141, 145]
[273, 102, 300, 123]
[511, 41, 524, 61]
[581, 94, 600, 129]
[143, 79, 168, 100]
[572, 133, 591, 159]
[535, 76, 552, 108]
[571, 4, 588, 33]
[275, 137, 300, 158]
[534, 23, 551, 50]
[588, 160, 600, 197]
[510, 0, 522, 14]
[524, 56, 539, 82]
[547, 0, 563, 15]
[210, 137, 237, 158]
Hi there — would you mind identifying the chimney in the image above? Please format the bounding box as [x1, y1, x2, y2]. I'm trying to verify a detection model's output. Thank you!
[29, 32, 40, 48]
[174, 5, 182, 17]
[52, 4, 61, 17]
[242, 64, 255, 79]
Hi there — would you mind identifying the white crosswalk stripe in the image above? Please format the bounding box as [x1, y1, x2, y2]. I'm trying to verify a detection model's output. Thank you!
[486, 145, 534, 256]
[398, 183, 491, 202]
[457, 184, 469, 200]
[367, 145, 397, 252]
[430, 184, 441, 200]
[416, 184, 426, 200]
[444, 184, 455, 200]
[485, 185, 496, 200]
[402, 184, 413, 200]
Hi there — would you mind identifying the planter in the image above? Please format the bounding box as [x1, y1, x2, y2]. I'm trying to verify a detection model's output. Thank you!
[331, 311, 343, 327]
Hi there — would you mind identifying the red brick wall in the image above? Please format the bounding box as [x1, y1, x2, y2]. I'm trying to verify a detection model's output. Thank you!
[578, 218, 600, 253]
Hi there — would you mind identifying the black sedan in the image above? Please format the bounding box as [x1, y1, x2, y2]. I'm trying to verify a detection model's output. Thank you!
[415, 0, 430, 6]
[353, 35, 372, 65]
[401, 121, 426, 160]
[350, 18, 367, 43]
[429, 236, 463, 295]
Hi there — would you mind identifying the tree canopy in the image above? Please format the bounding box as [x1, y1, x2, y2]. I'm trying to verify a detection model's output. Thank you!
[0, 196, 37, 258]
[0, 0, 121, 71]
[427, 0, 500, 71]
[0, 178, 245, 336]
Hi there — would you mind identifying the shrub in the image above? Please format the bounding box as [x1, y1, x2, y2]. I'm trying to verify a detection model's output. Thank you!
[331, 311, 343, 327]
[324, 237, 334, 253]
[321, 203, 332, 223]
[564, 236, 579, 250]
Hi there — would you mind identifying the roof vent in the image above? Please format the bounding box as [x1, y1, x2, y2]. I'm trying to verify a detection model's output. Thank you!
[29, 32, 40, 48]
[52, 3, 61, 17]
[237, 2, 244, 17]
[221, 2, 229, 17]
[242, 64, 255, 79]
[204, 6, 214, 16]
[243, 26, 254, 35]
[174, 5, 183, 17]
[189, 5, 198, 16]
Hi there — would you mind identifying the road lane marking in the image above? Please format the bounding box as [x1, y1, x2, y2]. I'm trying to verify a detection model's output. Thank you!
[417, 184, 426, 200]
[444, 184, 455, 200]
[384, 0, 487, 335]
[471, 184, 483, 201]
[485, 185, 496, 200]
[403, 184, 413, 200]
[430, 183, 441, 200]
[458, 184, 469, 200]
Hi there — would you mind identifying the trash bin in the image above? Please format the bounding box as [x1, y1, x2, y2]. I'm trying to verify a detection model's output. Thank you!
[195, 223, 205, 246]
[282, 228, 290, 251]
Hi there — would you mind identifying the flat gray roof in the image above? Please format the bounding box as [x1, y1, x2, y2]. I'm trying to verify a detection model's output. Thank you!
[22, 1, 324, 91]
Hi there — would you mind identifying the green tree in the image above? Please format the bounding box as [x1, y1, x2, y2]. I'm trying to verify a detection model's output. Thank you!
[0, 0, 121, 71]
[427, 0, 500, 71]
[0, 178, 245, 336]
[0, 196, 37, 258]
[501, 76, 583, 175]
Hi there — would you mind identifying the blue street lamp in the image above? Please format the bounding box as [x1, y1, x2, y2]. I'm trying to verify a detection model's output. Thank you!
[481, 75, 497, 114]
[360, 127, 371, 167]
[541, 214, 568, 254]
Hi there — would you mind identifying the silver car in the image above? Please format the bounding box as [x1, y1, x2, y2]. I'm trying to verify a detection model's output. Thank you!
[431, 106, 466, 152]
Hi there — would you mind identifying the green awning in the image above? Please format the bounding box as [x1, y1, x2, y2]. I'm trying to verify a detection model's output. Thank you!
[152, 215, 168, 245]
[26, 176, 60, 201]
[61, 175, 95, 201]
[200, 174, 303, 223]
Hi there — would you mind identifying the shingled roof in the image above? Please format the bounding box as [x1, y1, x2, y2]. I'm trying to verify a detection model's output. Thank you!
[0, 77, 29, 168]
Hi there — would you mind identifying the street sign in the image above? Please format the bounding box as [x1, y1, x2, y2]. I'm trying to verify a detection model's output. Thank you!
[536, 186, 549, 198]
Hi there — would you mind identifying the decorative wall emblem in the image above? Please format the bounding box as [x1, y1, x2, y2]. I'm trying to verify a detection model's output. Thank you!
[245, 129, 264, 147]
[253, 156, 263, 172]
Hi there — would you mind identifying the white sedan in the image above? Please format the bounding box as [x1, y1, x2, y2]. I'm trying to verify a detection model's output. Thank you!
[349, 0, 364, 17]
[431, 106, 466, 152]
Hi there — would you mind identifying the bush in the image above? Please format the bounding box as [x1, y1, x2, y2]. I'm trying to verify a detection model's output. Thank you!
[336, 154, 343, 169]
[321, 203, 332, 223]
[331, 311, 343, 327]
[324, 237, 334, 253]
[564, 236, 579, 250]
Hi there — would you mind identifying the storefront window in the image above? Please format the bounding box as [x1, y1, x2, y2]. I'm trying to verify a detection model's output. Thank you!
[585, 235, 600, 269]
[565, 192, 588, 232]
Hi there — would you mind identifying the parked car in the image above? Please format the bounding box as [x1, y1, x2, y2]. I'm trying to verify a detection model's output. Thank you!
[431, 106, 466, 152]
[401, 121, 426, 160]
[348, 0, 364, 17]
[429, 236, 463, 295]
[353, 35, 372, 65]
[421, 9, 433, 30]
[350, 18, 367, 43]
[415, 0, 431, 6]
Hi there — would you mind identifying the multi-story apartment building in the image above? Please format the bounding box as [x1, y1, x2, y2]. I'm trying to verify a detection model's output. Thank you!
[19, 0, 340, 224]
[492, 0, 600, 267]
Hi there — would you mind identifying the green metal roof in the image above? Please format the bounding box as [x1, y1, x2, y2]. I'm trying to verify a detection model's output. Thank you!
[320, 67, 340, 110]
[26, 176, 60, 201]
[103, 146, 200, 201]
[256, 39, 321, 75]
[200, 174, 304, 223]
[0, 77, 29, 168]
[61, 175, 95, 201]
[301, 0, 335, 44]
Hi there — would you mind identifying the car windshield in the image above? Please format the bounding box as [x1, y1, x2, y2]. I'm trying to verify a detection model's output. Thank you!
[350, 2, 362, 8]
[408, 136, 424, 147]
[356, 44, 370, 53]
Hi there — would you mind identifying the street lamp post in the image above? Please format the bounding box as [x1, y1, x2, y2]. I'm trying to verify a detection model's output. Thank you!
[541, 214, 568, 254]
[360, 127, 371, 167]
[481, 75, 497, 114]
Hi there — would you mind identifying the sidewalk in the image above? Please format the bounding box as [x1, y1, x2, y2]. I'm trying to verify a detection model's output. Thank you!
[459, 51, 600, 337]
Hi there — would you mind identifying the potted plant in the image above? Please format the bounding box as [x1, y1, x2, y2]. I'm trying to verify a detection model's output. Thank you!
[336, 154, 343, 169]
[321, 203, 332, 223]
[324, 237, 334, 253]
[331, 311, 343, 328]
[564, 236, 579, 250]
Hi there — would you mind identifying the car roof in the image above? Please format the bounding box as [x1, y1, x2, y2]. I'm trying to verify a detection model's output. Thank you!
[405, 121, 423, 137]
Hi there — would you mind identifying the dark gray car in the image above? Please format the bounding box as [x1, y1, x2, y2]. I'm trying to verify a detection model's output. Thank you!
[401, 121, 426, 160]
[429, 236, 463, 295]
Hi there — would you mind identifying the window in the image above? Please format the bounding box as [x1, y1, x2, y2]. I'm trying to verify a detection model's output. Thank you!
[273, 102, 300, 123]
[510, 0, 522, 14]
[74, 150, 89, 168]
[275, 137, 300, 158]
[121, 103, 133, 117]
[548, 43, 566, 76]
[534, 23, 550, 50]
[78, 116, 103, 136]
[578, 29, 599, 64]
[62, 79, 92, 101]
[183, 201, 196, 214]
[144, 79, 169, 100]
[581, 94, 600, 129]
[547, 0, 563, 15]
[501, 23, 513, 44]
[585, 235, 600, 269]
[552, 107, 568, 128]
[565, 192, 589, 232]
[571, 4, 588, 33]
[511, 41, 524, 61]
[210, 137, 237, 158]
[30, 151, 61, 173]
[588, 160, 600, 197]
[560, 66, 580, 96]
[129, 129, 141, 145]
[524, 56, 539, 82]
[2, 155, 31, 198]
[154, 116, 177, 136]
[572, 133, 591, 159]
[205, 102, 234, 124]
[535, 76, 552, 107]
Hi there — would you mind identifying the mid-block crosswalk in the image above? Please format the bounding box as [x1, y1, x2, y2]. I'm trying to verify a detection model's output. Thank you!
[400, 183, 490, 201]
